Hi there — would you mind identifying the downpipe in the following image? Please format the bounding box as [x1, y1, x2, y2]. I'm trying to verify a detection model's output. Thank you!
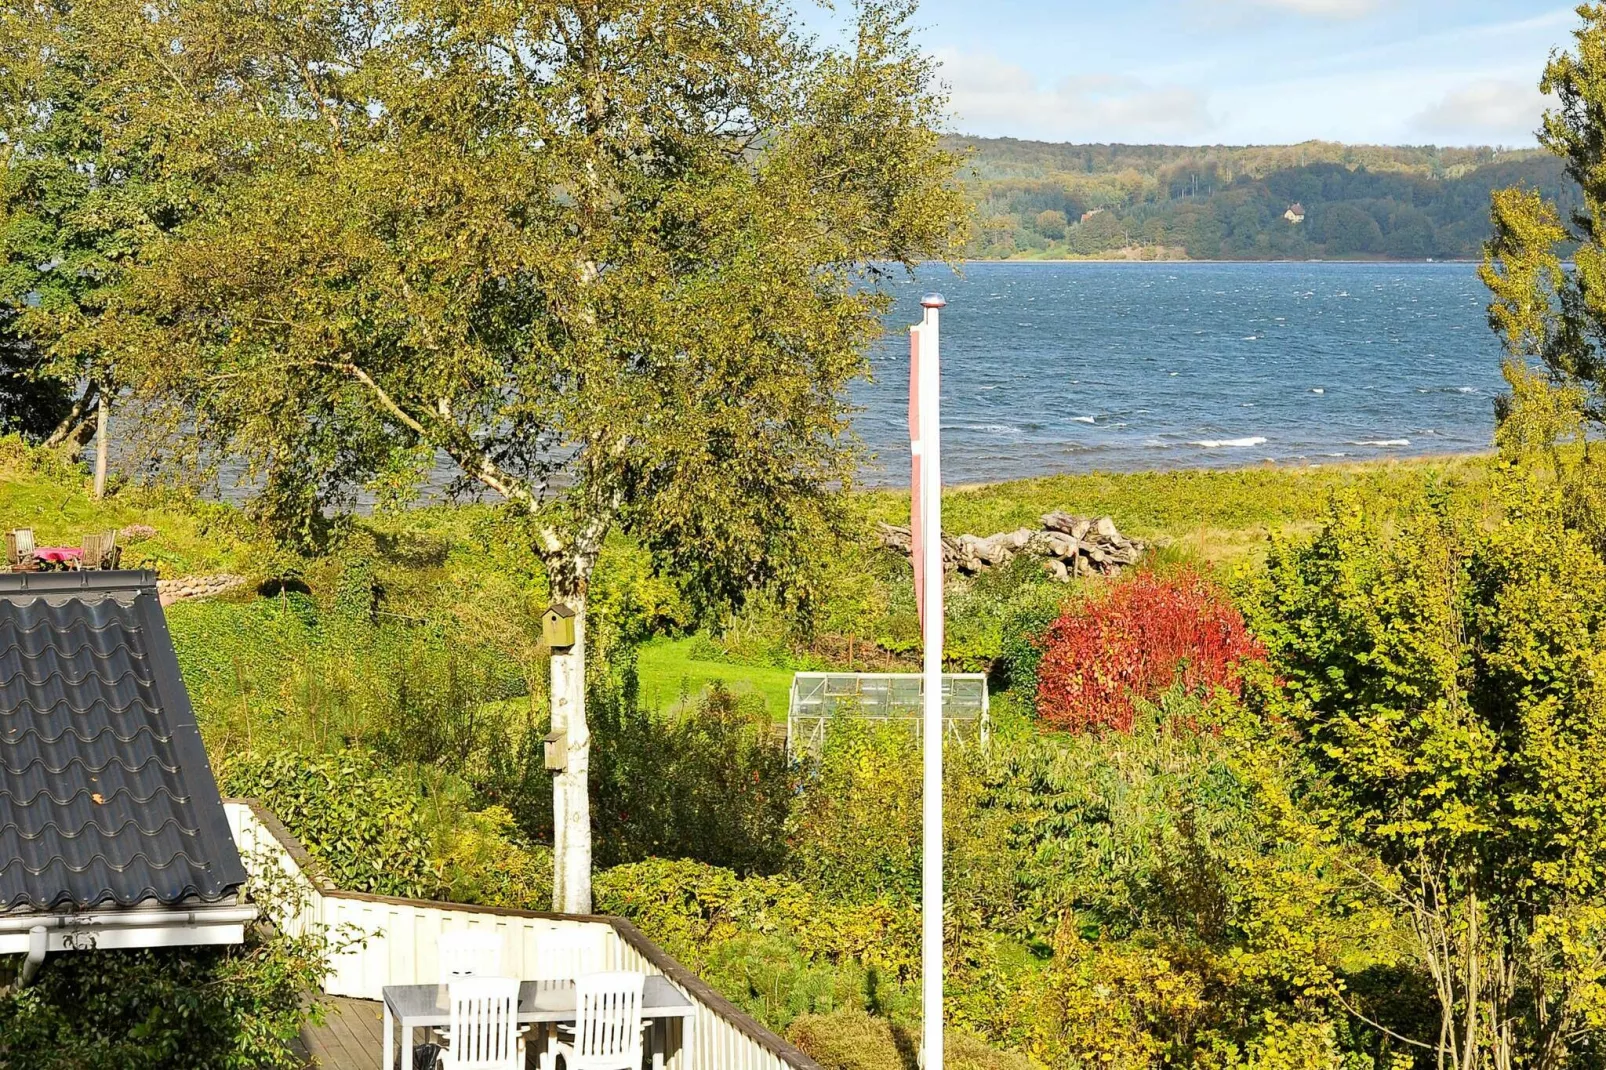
[18, 926, 46, 986]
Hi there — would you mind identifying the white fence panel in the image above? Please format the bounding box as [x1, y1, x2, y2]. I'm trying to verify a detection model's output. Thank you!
[223, 799, 818, 1070]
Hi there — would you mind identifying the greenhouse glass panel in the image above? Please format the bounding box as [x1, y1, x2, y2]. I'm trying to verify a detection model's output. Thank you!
[787, 672, 990, 757]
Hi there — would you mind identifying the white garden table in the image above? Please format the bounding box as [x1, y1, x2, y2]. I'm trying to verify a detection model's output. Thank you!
[381, 976, 695, 1070]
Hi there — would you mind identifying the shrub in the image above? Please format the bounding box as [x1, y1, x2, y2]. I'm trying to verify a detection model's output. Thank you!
[498, 683, 796, 874]
[220, 748, 436, 897]
[787, 1009, 1036, 1070]
[0, 896, 334, 1069]
[787, 717, 924, 903]
[591, 685, 795, 872]
[1034, 570, 1263, 733]
[788, 1009, 911, 1070]
[594, 857, 920, 986]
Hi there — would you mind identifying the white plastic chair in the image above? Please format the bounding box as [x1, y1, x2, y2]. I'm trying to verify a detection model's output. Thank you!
[438, 930, 504, 980]
[531, 927, 609, 1063]
[546, 972, 646, 1070]
[532, 927, 607, 981]
[434, 931, 508, 1047]
[438, 976, 522, 1070]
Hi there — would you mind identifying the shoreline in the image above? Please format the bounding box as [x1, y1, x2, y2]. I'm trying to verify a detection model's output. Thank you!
[857, 448, 1495, 494]
[945, 257, 1483, 266]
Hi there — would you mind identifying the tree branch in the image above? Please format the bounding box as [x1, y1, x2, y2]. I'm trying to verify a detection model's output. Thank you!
[312, 359, 566, 552]
[42, 382, 99, 448]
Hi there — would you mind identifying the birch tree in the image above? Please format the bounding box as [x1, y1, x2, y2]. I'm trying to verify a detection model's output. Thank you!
[116, 0, 965, 910]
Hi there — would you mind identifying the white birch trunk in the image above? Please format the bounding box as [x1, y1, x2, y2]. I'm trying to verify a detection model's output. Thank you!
[92, 391, 109, 501]
[549, 590, 592, 913]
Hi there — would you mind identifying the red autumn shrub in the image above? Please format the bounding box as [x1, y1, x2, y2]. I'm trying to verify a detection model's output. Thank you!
[1034, 569, 1264, 733]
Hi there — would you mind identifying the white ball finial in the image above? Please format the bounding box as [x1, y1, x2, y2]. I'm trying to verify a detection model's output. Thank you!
[921, 293, 947, 309]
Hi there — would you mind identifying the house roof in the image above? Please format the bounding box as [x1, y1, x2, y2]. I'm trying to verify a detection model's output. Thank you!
[0, 570, 246, 912]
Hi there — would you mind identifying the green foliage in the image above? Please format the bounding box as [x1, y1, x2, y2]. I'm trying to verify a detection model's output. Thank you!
[590, 685, 794, 872]
[1480, 6, 1606, 561]
[427, 801, 554, 913]
[788, 1009, 1035, 1070]
[169, 581, 531, 763]
[1242, 481, 1606, 1070]
[594, 855, 921, 998]
[787, 718, 925, 903]
[0, 919, 332, 1069]
[220, 748, 436, 898]
[0, 310, 71, 441]
[953, 137, 1576, 261]
[98, 0, 964, 610]
[503, 685, 797, 873]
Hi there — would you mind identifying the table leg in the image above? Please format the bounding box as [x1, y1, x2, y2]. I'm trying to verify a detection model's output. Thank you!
[382, 1004, 394, 1070]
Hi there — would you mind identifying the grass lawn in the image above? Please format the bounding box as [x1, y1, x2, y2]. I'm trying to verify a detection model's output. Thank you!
[635, 636, 798, 721]
[860, 453, 1493, 564]
[0, 445, 257, 576]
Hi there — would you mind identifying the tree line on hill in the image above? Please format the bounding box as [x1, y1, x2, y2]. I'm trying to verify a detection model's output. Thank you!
[953, 137, 1582, 260]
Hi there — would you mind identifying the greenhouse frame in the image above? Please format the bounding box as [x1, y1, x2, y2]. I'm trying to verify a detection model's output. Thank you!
[786, 671, 990, 758]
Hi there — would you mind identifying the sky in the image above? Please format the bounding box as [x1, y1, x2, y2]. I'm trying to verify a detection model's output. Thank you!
[856, 1, 1581, 147]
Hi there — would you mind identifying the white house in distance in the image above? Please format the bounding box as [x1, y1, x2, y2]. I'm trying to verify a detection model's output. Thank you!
[1284, 203, 1307, 224]
[0, 570, 253, 985]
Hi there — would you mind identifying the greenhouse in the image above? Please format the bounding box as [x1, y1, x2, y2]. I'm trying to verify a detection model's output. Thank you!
[786, 671, 990, 757]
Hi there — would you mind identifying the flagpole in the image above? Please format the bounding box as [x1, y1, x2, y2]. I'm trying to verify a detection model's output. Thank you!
[917, 292, 946, 1070]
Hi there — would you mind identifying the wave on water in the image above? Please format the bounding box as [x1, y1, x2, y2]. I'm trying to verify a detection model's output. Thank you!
[1353, 439, 1411, 447]
[961, 424, 1023, 434]
[1072, 416, 1097, 424]
[1192, 436, 1268, 448]
[1311, 388, 1325, 394]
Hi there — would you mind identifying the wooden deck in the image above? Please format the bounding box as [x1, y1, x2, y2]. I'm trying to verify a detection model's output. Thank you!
[297, 997, 384, 1069]
[296, 997, 555, 1070]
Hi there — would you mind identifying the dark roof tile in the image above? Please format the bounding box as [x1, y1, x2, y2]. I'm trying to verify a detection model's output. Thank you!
[0, 570, 246, 911]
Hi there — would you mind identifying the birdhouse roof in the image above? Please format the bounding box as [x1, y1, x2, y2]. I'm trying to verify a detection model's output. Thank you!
[544, 604, 576, 620]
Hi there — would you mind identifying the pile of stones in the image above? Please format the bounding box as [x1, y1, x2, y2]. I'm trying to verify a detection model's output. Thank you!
[157, 574, 247, 606]
[877, 510, 1145, 583]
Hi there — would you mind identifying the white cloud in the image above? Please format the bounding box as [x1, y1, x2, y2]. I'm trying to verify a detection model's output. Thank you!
[938, 51, 1215, 142]
[1411, 79, 1553, 144]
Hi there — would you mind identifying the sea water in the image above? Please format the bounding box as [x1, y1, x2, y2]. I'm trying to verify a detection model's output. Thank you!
[855, 261, 1506, 485]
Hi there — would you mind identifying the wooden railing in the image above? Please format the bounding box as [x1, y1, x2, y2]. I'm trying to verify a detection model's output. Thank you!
[224, 800, 822, 1070]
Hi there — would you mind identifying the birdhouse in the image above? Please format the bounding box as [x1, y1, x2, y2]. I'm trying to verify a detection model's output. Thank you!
[542, 603, 576, 650]
[543, 730, 567, 772]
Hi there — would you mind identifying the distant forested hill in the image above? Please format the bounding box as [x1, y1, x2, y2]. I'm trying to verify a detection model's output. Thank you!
[951, 137, 1581, 260]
